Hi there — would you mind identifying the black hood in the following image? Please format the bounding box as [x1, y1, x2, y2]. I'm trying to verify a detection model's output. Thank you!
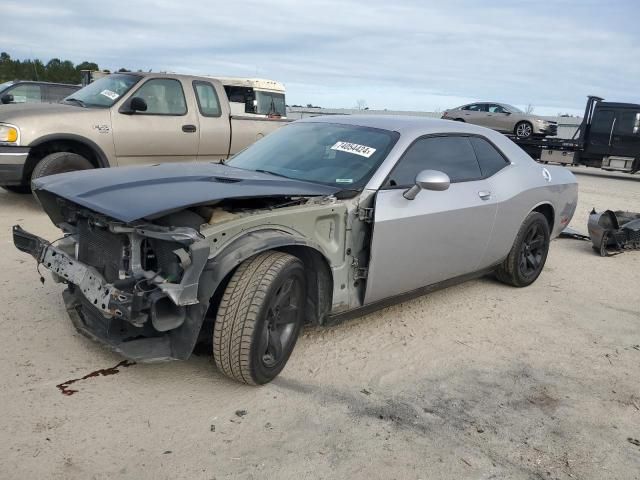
[32, 162, 339, 223]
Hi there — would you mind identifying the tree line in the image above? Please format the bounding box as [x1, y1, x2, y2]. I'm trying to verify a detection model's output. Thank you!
[0, 52, 132, 85]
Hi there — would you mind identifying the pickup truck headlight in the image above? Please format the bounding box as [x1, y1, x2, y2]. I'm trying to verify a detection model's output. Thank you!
[0, 124, 19, 145]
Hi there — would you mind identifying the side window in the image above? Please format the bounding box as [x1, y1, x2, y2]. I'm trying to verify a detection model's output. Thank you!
[388, 136, 482, 186]
[133, 79, 187, 115]
[591, 110, 615, 134]
[469, 137, 510, 177]
[193, 81, 221, 117]
[615, 111, 640, 136]
[464, 104, 480, 111]
[7, 84, 42, 103]
[488, 104, 506, 113]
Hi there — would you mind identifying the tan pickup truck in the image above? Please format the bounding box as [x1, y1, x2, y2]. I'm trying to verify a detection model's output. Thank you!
[0, 72, 289, 192]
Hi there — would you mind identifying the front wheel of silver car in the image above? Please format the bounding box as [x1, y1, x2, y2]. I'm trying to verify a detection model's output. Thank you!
[514, 121, 533, 138]
[495, 211, 550, 288]
[213, 251, 306, 385]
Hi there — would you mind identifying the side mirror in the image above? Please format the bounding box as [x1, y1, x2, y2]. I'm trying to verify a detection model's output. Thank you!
[120, 96, 147, 114]
[504, 111, 512, 116]
[403, 170, 450, 200]
[1, 94, 14, 104]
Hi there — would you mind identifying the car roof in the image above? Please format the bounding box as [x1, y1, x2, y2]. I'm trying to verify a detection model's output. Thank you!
[598, 101, 640, 110]
[9, 80, 79, 87]
[295, 114, 502, 137]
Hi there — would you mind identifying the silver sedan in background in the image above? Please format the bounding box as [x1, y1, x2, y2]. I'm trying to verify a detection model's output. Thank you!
[442, 102, 558, 138]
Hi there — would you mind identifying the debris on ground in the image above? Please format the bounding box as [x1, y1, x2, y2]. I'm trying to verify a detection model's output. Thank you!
[235, 410, 248, 418]
[588, 209, 640, 256]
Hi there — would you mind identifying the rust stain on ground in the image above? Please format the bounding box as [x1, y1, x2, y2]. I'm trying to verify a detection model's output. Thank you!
[56, 360, 136, 396]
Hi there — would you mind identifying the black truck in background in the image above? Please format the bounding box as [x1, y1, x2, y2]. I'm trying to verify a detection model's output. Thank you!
[512, 96, 640, 174]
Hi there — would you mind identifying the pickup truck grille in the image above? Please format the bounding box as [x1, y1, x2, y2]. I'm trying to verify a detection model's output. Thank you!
[77, 220, 126, 283]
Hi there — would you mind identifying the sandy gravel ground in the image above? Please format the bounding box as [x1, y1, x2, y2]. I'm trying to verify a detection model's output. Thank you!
[0, 167, 639, 480]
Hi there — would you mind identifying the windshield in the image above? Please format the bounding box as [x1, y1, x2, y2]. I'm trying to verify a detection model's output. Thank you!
[64, 74, 140, 108]
[504, 104, 524, 113]
[255, 91, 286, 116]
[227, 122, 399, 189]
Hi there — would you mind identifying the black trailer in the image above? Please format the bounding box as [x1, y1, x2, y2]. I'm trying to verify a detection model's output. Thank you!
[511, 96, 640, 174]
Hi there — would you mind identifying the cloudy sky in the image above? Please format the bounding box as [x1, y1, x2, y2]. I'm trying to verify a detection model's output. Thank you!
[2, 0, 638, 115]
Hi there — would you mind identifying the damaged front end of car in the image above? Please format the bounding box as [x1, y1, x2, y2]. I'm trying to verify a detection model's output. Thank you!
[588, 209, 640, 256]
[13, 199, 211, 362]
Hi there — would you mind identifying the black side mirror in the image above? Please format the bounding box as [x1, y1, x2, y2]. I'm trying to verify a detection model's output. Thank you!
[1, 94, 14, 104]
[504, 111, 512, 116]
[120, 96, 147, 114]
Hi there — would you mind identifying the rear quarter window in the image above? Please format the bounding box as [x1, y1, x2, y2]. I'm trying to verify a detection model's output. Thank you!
[469, 137, 510, 177]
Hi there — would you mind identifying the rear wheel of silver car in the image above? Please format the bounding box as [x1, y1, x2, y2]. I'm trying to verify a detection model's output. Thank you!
[31, 152, 93, 183]
[495, 211, 550, 287]
[514, 121, 533, 138]
[213, 251, 306, 385]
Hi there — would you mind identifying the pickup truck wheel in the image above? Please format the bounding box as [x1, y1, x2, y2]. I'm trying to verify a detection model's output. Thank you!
[2, 185, 31, 194]
[213, 251, 306, 385]
[31, 152, 93, 183]
[495, 212, 550, 287]
[515, 121, 533, 138]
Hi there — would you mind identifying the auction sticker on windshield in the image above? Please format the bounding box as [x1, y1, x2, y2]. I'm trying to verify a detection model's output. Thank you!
[100, 89, 120, 100]
[331, 141, 376, 158]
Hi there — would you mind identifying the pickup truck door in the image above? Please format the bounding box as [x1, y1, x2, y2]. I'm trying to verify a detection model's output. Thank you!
[363, 135, 497, 305]
[609, 109, 640, 158]
[587, 108, 616, 157]
[192, 80, 232, 162]
[111, 77, 199, 165]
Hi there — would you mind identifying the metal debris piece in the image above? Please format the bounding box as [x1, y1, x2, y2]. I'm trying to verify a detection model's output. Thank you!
[588, 209, 640, 256]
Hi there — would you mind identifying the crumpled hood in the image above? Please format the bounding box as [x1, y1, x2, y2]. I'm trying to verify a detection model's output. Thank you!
[32, 162, 339, 223]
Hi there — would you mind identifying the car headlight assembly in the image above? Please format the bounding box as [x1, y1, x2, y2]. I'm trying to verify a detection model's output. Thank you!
[535, 119, 547, 125]
[0, 124, 19, 145]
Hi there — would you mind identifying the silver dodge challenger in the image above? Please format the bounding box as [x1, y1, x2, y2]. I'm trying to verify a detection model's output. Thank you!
[13, 116, 578, 385]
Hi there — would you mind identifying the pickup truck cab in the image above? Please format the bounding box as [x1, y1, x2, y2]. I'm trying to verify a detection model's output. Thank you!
[0, 72, 289, 192]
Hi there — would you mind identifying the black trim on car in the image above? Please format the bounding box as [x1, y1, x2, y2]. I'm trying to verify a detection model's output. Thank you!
[325, 263, 502, 326]
[29, 134, 110, 168]
[381, 132, 511, 189]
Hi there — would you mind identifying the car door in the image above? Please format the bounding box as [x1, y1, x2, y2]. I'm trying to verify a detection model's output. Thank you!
[459, 103, 484, 123]
[363, 135, 497, 305]
[192, 80, 232, 162]
[486, 104, 512, 132]
[609, 108, 640, 158]
[587, 108, 616, 157]
[111, 77, 199, 165]
[4, 83, 43, 103]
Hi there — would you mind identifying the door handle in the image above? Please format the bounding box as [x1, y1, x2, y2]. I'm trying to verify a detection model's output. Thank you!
[478, 191, 492, 200]
[182, 124, 197, 133]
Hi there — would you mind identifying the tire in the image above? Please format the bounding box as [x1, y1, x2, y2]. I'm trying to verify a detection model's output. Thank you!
[495, 212, 550, 287]
[514, 121, 533, 138]
[2, 185, 30, 194]
[213, 251, 306, 385]
[31, 152, 93, 183]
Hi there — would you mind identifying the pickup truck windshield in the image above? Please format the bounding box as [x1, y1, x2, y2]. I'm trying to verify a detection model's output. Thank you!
[227, 122, 399, 188]
[64, 73, 140, 108]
